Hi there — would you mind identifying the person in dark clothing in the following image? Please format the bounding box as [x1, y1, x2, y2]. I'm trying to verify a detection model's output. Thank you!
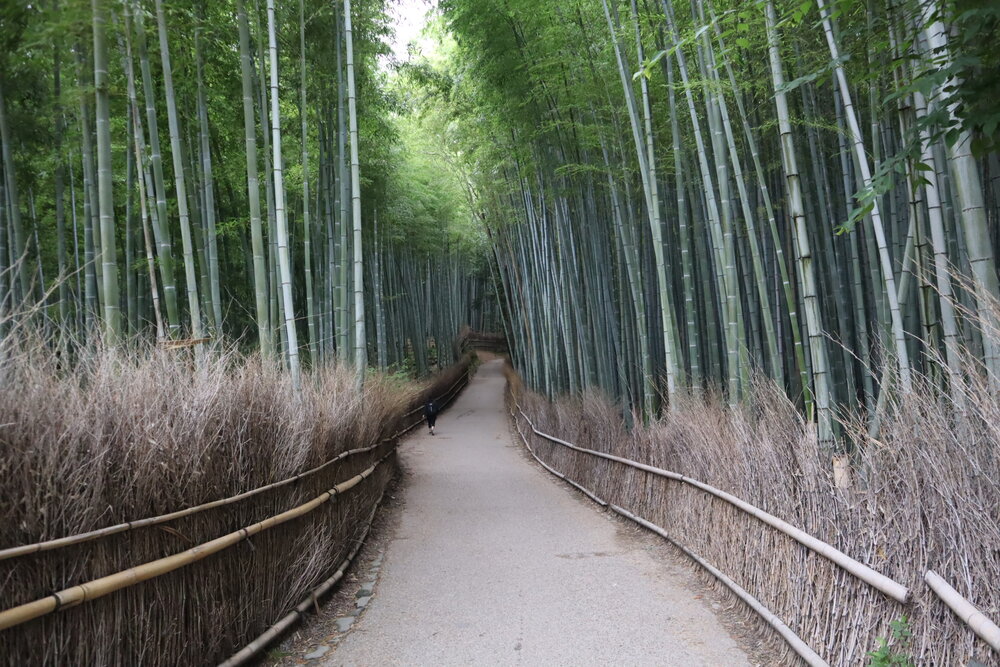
[423, 400, 439, 435]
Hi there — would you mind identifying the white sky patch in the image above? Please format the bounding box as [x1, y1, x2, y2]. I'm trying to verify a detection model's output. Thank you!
[386, 0, 436, 64]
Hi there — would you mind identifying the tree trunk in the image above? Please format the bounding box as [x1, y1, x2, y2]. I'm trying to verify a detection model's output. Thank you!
[344, 0, 367, 386]
[267, 0, 302, 388]
[93, 0, 121, 341]
[154, 0, 202, 340]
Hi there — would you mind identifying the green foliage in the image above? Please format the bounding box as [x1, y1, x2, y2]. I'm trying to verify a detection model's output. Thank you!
[370, 364, 412, 387]
[775, 55, 847, 94]
[635, 23, 713, 81]
[898, 0, 1000, 155]
[947, 0, 1000, 154]
[867, 616, 914, 667]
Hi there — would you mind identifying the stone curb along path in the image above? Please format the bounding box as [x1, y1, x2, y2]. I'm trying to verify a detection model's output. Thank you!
[288, 548, 388, 663]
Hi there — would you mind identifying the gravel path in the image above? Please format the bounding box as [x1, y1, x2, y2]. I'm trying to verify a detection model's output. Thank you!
[324, 359, 752, 666]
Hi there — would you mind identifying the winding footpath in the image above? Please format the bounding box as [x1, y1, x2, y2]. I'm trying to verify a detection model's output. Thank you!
[324, 359, 752, 665]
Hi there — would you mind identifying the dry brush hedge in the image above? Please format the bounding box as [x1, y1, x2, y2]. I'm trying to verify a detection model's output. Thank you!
[506, 367, 999, 666]
[0, 343, 473, 666]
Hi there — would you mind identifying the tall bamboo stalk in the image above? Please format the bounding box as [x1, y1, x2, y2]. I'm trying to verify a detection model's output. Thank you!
[194, 9, 223, 333]
[155, 0, 202, 340]
[921, 3, 1000, 388]
[816, 0, 911, 394]
[267, 0, 302, 389]
[300, 0, 318, 361]
[344, 0, 367, 386]
[237, 0, 272, 357]
[765, 0, 834, 447]
[133, 3, 180, 335]
[92, 0, 121, 341]
[0, 77, 30, 303]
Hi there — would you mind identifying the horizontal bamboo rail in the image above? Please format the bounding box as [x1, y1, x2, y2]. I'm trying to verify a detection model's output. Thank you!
[610, 503, 829, 667]
[0, 367, 469, 561]
[924, 570, 1000, 654]
[0, 442, 382, 560]
[509, 407, 827, 666]
[0, 452, 392, 632]
[510, 409, 607, 506]
[459, 330, 509, 355]
[219, 501, 382, 666]
[514, 405, 911, 603]
[213, 364, 470, 663]
[159, 337, 212, 349]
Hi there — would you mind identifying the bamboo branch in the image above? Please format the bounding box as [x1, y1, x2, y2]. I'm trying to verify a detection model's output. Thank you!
[0, 365, 469, 560]
[219, 500, 382, 666]
[0, 442, 382, 560]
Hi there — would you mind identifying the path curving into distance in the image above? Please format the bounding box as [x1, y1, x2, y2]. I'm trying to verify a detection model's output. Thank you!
[324, 359, 752, 665]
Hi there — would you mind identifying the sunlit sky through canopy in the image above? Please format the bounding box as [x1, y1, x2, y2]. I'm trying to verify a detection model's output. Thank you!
[387, 0, 436, 63]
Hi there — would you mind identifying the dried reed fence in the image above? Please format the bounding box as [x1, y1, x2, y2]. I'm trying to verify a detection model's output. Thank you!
[0, 339, 472, 666]
[505, 366, 999, 666]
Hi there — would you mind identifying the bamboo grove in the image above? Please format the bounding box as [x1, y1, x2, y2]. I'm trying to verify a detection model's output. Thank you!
[434, 0, 1000, 442]
[0, 0, 497, 382]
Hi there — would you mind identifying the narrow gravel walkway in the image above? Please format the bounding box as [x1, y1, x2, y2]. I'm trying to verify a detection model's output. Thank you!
[325, 359, 751, 666]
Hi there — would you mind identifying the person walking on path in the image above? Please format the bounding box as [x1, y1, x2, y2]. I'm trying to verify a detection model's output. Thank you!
[423, 399, 439, 435]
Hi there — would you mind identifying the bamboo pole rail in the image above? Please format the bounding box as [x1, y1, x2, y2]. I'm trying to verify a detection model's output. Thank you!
[0, 452, 392, 632]
[0, 367, 469, 561]
[924, 570, 1000, 654]
[0, 442, 382, 560]
[509, 407, 827, 666]
[218, 500, 382, 666]
[461, 331, 508, 354]
[510, 408, 608, 507]
[159, 337, 212, 349]
[514, 404, 911, 603]
[610, 503, 829, 667]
